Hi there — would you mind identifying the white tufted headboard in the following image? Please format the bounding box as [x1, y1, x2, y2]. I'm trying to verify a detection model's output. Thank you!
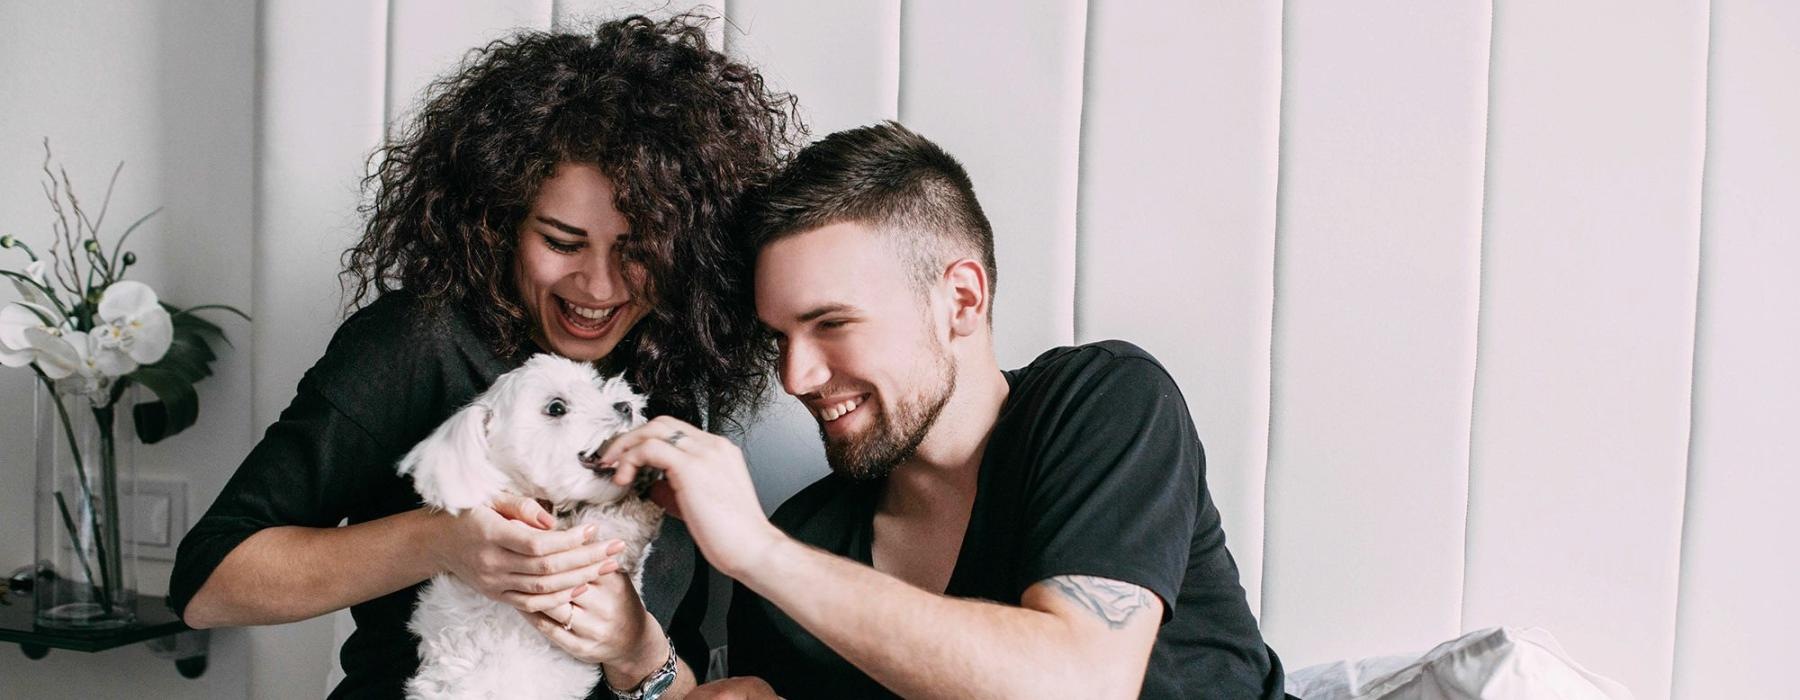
[728, 3, 1798, 698]
[11, 1, 1781, 698]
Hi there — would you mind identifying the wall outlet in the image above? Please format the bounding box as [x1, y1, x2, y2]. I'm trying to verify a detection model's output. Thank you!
[128, 477, 188, 562]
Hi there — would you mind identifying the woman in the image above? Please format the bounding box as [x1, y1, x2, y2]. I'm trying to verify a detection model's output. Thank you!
[169, 16, 799, 698]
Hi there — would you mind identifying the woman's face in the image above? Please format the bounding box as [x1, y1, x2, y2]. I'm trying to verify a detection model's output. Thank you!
[514, 162, 649, 363]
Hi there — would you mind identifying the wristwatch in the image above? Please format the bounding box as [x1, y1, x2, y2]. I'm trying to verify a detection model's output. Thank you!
[607, 635, 678, 700]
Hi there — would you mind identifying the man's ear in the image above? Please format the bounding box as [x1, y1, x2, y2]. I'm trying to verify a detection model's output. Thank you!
[942, 257, 990, 338]
[398, 401, 505, 513]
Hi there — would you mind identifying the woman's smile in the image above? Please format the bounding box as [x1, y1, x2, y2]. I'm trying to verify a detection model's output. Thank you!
[516, 163, 649, 362]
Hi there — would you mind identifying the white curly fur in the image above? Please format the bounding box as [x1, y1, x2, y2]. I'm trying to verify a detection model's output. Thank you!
[396, 354, 663, 700]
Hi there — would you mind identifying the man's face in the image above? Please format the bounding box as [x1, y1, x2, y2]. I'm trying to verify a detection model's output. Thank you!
[755, 222, 956, 480]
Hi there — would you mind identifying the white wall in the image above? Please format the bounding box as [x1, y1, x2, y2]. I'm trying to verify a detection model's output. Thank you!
[0, 1, 258, 697]
[2, 1, 1795, 698]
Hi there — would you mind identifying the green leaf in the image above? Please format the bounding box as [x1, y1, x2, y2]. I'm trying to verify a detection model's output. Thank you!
[168, 325, 217, 358]
[129, 367, 199, 444]
[176, 304, 251, 323]
[125, 306, 238, 442]
[135, 325, 219, 384]
[174, 326, 218, 359]
[147, 348, 209, 385]
[164, 303, 235, 348]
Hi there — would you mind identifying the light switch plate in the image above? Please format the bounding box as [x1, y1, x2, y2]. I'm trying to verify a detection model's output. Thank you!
[129, 477, 188, 561]
[52, 476, 187, 562]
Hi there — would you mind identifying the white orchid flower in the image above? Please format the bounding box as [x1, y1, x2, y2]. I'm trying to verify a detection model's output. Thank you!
[23, 325, 87, 374]
[13, 256, 59, 309]
[90, 280, 173, 374]
[25, 257, 51, 286]
[0, 339, 28, 367]
[25, 326, 109, 397]
[0, 302, 44, 367]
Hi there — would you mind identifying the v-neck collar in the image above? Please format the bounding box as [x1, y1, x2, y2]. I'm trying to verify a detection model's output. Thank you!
[855, 369, 1020, 595]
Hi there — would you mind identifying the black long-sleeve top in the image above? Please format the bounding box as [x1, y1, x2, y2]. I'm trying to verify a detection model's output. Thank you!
[168, 291, 706, 699]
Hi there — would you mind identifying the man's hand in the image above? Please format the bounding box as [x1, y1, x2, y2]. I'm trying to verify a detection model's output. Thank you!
[689, 677, 781, 699]
[596, 416, 786, 577]
[429, 494, 625, 614]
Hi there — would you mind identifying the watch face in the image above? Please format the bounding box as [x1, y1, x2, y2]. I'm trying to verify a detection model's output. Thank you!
[618, 645, 679, 700]
[645, 670, 676, 695]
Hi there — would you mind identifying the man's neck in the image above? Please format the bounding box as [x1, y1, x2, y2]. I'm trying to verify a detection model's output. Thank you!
[879, 356, 1010, 515]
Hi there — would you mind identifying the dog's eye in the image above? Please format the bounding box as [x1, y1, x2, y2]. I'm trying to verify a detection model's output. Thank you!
[545, 398, 568, 418]
[612, 401, 634, 420]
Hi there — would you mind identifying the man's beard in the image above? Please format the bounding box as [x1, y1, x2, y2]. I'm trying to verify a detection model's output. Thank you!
[822, 349, 956, 481]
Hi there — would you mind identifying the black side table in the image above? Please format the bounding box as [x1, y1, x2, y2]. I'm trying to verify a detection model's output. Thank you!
[0, 593, 210, 678]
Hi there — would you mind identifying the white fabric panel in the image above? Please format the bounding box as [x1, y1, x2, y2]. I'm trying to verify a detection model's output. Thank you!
[726, 0, 900, 137]
[1262, 1, 1490, 667]
[258, 2, 389, 693]
[1671, 1, 1800, 697]
[256, 0, 387, 436]
[725, 1, 902, 511]
[898, 0, 1086, 369]
[386, 0, 553, 130]
[1075, 0, 1281, 616]
[1464, 2, 1708, 698]
[553, 0, 724, 47]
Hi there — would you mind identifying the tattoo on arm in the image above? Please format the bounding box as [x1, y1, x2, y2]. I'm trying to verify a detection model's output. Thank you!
[1045, 575, 1151, 630]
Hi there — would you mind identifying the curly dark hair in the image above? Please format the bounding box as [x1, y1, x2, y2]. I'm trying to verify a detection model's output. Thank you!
[343, 14, 802, 429]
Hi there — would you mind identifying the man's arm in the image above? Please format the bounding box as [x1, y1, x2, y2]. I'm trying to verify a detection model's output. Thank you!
[600, 418, 1163, 699]
[735, 536, 1161, 699]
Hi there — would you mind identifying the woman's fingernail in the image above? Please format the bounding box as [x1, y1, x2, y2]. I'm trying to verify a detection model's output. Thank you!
[583, 525, 598, 541]
[572, 584, 589, 598]
[607, 540, 625, 553]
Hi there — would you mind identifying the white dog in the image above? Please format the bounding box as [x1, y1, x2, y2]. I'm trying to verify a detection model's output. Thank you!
[398, 354, 663, 700]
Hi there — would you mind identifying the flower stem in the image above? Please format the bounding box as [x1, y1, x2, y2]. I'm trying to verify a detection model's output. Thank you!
[52, 491, 111, 612]
[35, 371, 117, 614]
[93, 403, 124, 616]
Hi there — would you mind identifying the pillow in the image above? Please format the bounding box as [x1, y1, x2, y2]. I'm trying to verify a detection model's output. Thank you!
[1285, 627, 1634, 700]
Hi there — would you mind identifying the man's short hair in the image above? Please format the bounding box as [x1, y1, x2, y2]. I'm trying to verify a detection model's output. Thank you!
[744, 121, 997, 303]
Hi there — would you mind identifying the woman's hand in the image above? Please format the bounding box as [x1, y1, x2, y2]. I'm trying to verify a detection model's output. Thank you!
[428, 494, 625, 615]
[521, 572, 665, 683]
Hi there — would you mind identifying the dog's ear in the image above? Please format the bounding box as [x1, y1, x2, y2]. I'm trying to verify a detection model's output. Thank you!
[398, 402, 505, 513]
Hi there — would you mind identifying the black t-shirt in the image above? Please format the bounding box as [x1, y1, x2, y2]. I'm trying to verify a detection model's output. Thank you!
[167, 291, 708, 699]
[728, 341, 1286, 699]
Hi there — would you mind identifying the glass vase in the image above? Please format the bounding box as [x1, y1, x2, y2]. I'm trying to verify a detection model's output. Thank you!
[33, 376, 139, 631]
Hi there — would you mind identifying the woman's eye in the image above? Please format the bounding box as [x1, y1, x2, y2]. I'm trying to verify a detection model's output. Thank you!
[545, 399, 568, 418]
[541, 235, 582, 254]
[818, 319, 848, 330]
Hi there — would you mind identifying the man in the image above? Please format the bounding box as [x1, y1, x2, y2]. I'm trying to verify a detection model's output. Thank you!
[599, 122, 1286, 698]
